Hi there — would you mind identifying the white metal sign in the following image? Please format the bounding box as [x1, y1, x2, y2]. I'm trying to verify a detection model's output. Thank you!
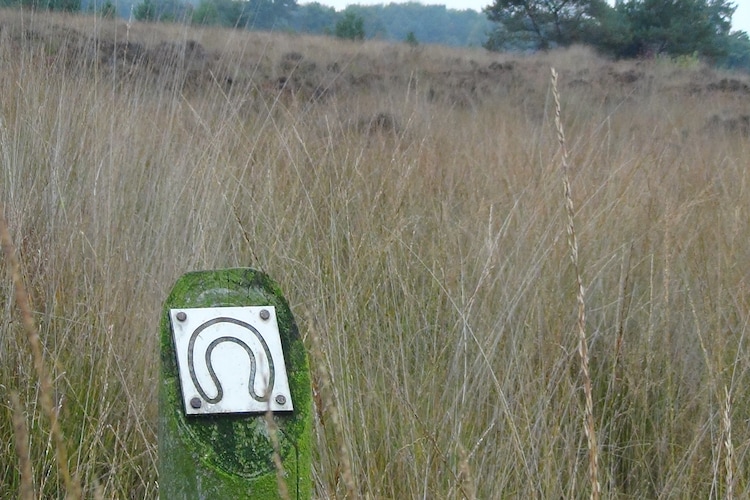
[169, 306, 294, 415]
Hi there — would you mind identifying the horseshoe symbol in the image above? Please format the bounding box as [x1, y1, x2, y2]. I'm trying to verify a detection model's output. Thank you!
[187, 317, 275, 405]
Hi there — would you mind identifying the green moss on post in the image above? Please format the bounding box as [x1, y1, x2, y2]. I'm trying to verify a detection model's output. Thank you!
[159, 268, 312, 499]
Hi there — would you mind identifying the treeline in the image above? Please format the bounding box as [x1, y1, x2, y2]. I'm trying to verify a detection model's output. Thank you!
[485, 0, 750, 71]
[319, 3, 493, 47]
[21, 0, 490, 48]
[187, 1, 492, 46]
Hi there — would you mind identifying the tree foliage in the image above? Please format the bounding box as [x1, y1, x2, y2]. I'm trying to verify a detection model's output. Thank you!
[287, 2, 337, 34]
[134, 0, 191, 21]
[133, 0, 156, 20]
[353, 3, 491, 46]
[723, 29, 750, 70]
[242, 0, 296, 30]
[335, 11, 365, 41]
[277, 2, 493, 46]
[0, 0, 80, 11]
[189, 0, 296, 28]
[484, 0, 607, 50]
[484, 0, 745, 68]
[616, 0, 735, 58]
[99, 0, 116, 17]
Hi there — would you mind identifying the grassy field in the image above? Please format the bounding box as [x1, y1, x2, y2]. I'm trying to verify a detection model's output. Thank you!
[0, 9, 748, 498]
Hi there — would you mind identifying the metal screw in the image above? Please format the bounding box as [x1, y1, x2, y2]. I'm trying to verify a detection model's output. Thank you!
[275, 394, 287, 405]
[176, 311, 187, 322]
[190, 397, 202, 409]
[259, 309, 270, 320]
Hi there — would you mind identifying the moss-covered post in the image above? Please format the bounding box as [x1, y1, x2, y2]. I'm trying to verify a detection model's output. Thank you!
[159, 268, 312, 499]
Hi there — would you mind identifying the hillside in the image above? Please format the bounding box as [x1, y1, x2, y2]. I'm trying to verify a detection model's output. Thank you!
[0, 10, 749, 498]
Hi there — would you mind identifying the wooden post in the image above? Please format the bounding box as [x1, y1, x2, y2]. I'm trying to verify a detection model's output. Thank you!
[159, 268, 312, 499]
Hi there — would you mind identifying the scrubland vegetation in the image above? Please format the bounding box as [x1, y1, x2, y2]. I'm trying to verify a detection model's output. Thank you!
[0, 9, 748, 498]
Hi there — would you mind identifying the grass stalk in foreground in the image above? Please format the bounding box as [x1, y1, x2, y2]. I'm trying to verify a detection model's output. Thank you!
[307, 316, 356, 498]
[9, 391, 34, 500]
[723, 385, 734, 500]
[265, 402, 291, 500]
[550, 67, 601, 500]
[0, 204, 82, 500]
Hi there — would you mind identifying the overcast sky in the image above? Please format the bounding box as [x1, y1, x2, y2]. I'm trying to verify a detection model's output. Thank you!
[301, 1, 750, 35]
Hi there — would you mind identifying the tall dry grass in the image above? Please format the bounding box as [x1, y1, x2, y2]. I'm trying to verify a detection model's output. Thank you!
[0, 9, 748, 498]
[550, 66, 599, 500]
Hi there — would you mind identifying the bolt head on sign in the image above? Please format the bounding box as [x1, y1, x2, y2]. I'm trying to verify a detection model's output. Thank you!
[169, 306, 294, 415]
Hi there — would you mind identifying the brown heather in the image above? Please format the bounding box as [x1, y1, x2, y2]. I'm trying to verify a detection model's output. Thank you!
[0, 9, 749, 498]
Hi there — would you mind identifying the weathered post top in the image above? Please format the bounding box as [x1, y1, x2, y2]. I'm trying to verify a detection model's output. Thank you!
[159, 268, 312, 499]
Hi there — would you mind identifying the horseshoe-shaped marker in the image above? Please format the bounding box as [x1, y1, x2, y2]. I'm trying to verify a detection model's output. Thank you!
[170, 306, 294, 415]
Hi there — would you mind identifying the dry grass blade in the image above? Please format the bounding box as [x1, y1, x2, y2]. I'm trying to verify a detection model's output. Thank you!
[265, 398, 290, 500]
[550, 67, 601, 500]
[0, 204, 82, 500]
[9, 391, 34, 500]
[307, 317, 356, 498]
[401, 389, 474, 500]
[723, 385, 734, 500]
[457, 443, 476, 500]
